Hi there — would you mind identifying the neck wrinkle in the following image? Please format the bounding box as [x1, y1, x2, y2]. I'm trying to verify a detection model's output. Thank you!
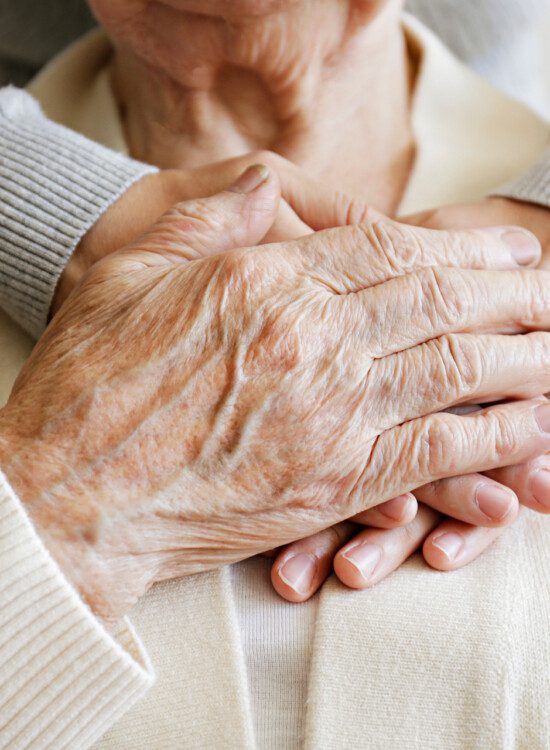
[112, 0, 413, 214]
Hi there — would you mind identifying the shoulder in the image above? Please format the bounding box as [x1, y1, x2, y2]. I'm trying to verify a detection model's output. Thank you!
[26, 29, 126, 152]
[401, 14, 550, 212]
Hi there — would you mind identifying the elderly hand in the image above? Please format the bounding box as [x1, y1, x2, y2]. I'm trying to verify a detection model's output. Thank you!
[1, 167, 549, 624]
[45, 157, 550, 603]
[51, 153, 313, 313]
[404, 198, 550, 565]
[270, 193, 550, 601]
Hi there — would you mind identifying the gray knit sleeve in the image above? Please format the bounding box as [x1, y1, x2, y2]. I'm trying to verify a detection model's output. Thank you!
[492, 150, 550, 209]
[0, 86, 158, 339]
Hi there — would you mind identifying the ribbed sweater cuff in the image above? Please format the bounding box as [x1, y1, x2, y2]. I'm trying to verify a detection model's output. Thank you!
[493, 149, 550, 208]
[0, 86, 158, 339]
[0, 470, 154, 749]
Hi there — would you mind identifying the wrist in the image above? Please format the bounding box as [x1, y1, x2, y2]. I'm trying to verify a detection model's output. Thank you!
[0, 413, 145, 624]
[51, 170, 182, 315]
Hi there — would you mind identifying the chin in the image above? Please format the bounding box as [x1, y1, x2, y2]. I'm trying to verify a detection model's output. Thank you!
[160, 0, 305, 18]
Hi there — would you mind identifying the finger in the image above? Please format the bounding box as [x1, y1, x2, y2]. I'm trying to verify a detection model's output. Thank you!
[281, 180, 384, 230]
[176, 151, 334, 235]
[182, 154, 312, 242]
[246, 159, 382, 230]
[271, 522, 356, 602]
[179, 151, 370, 230]
[350, 399, 550, 518]
[290, 219, 540, 294]
[401, 202, 503, 231]
[370, 332, 550, 430]
[350, 493, 418, 528]
[402, 199, 550, 270]
[333, 505, 440, 589]
[350, 266, 550, 358]
[262, 198, 312, 243]
[423, 519, 507, 571]
[414, 474, 518, 527]
[402, 198, 550, 242]
[104, 164, 280, 270]
[484, 454, 550, 514]
[270, 495, 417, 601]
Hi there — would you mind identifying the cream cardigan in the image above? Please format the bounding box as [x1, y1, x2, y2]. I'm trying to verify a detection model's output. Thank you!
[0, 15, 549, 750]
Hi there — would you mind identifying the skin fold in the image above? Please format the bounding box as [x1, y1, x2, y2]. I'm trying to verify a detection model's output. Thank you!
[89, 0, 414, 215]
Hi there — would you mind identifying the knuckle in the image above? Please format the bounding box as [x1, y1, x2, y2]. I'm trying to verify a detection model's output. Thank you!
[428, 333, 483, 401]
[151, 204, 215, 247]
[443, 229, 480, 266]
[521, 271, 550, 324]
[217, 247, 260, 289]
[512, 331, 550, 388]
[533, 330, 550, 361]
[487, 410, 521, 460]
[416, 414, 458, 478]
[356, 222, 450, 277]
[418, 267, 470, 328]
[174, 199, 222, 230]
[355, 220, 403, 275]
[525, 331, 548, 363]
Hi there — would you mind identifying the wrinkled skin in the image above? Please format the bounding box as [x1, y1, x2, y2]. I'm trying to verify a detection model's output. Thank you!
[79, 0, 550, 600]
[278, 196, 550, 601]
[2, 170, 550, 625]
[53, 153, 550, 601]
[272, 193, 550, 599]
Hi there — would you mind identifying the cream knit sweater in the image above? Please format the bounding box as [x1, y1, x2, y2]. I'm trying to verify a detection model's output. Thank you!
[0, 473, 153, 748]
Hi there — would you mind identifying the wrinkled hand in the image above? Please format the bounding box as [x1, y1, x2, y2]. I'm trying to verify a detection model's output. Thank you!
[2, 168, 550, 623]
[272, 194, 550, 602]
[53, 151, 410, 601]
[50, 154, 550, 602]
[52, 150, 417, 575]
[403, 198, 550, 566]
[51, 151, 316, 313]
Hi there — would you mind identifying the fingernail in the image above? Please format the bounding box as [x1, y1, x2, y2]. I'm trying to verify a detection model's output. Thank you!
[379, 493, 415, 521]
[536, 403, 550, 433]
[278, 553, 316, 594]
[474, 483, 515, 521]
[530, 468, 550, 509]
[432, 532, 464, 561]
[227, 164, 270, 194]
[500, 229, 540, 265]
[341, 543, 382, 581]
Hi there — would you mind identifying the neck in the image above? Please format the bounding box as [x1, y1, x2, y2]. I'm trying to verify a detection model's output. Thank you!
[111, 0, 414, 214]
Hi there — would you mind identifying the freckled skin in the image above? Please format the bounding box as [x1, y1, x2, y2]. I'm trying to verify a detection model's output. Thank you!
[2, 184, 550, 624]
[0, 249, 376, 620]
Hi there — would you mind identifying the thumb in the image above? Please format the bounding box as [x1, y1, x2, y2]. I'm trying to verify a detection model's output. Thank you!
[211, 152, 384, 232]
[114, 163, 280, 268]
[269, 163, 384, 230]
